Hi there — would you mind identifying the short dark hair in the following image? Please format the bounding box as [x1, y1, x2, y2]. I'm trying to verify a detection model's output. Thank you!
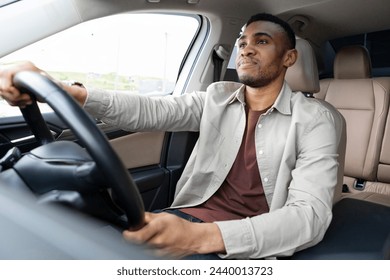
[245, 13, 296, 49]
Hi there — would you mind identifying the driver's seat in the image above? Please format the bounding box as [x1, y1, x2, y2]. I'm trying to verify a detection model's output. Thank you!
[285, 38, 347, 204]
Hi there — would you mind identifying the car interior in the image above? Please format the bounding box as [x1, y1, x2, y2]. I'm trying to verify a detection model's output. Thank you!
[0, 0, 389, 260]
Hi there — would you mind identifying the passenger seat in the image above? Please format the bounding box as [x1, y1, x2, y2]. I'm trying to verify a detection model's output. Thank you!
[316, 45, 390, 205]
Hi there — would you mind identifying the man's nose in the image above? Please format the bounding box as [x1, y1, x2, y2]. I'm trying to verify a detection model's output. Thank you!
[240, 44, 255, 56]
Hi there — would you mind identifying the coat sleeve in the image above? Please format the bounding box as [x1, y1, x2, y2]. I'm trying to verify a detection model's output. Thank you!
[83, 88, 206, 132]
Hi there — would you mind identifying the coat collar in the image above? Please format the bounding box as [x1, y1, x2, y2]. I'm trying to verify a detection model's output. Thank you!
[227, 81, 293, 115]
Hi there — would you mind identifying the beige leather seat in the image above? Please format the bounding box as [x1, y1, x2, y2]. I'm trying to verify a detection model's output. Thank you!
[285, 38, 320, 96]
[376, 101, 390, 195]
[371, 77, 390, 195]
[286, 38, 346, 203]
[356, 82, 390, 205]
[316, 45, 390, 206]
[346, 131, 390, 205]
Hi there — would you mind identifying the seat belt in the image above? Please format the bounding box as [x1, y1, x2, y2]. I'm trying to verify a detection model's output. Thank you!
[354, 178, 366, 191]
[212, 45, 230, 82]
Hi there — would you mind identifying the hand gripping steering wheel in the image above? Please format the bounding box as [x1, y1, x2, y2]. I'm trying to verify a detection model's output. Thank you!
[13, 71, 145, 230]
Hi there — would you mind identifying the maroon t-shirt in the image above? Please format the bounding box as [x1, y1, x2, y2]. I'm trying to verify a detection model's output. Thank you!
[181, 107, 269, 222]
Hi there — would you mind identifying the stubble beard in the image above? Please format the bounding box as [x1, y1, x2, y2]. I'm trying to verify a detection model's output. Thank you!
[238, 72, 276, 88]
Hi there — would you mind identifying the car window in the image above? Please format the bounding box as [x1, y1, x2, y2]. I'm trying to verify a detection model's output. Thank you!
[329, 29, 390, 77]
[0, 13, 199, 117]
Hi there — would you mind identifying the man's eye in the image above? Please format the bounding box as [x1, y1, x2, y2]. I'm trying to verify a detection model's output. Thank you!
[257, 39, 268, 44]
[238, 42, 246, 48]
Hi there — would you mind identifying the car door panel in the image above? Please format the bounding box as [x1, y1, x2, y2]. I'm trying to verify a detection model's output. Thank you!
[109, 130, 172, 211]
[110, 131, 165, 169]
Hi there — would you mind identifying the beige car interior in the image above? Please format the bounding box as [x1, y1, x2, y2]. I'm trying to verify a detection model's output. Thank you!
[108, 38, 390, 208]
[315, 45, 390, 206]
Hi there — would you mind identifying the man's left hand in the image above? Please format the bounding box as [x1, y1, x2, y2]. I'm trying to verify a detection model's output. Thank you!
[122, 212, 225, 258]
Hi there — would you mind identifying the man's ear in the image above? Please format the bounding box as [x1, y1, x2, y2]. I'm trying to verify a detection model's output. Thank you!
[284, 48, 298, 68]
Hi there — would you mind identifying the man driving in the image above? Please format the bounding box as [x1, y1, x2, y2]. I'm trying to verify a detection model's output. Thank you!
[0, 13, 344, 259]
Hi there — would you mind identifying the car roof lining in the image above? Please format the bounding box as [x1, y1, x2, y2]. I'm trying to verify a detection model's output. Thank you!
[71, 0, 390, 45]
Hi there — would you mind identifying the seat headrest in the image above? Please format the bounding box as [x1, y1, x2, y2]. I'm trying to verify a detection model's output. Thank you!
[334, 45, 372, 79]
[285, 38, 320, 93]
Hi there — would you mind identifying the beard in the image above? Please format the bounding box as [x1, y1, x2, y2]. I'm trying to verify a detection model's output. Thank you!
[236, 55, 285, 88]
[238, 72, 277, 88]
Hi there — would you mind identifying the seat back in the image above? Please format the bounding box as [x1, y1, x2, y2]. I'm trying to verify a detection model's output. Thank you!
[363, 110, 390, 196]
[285, 38, 320, 93]
[363, 75, 390, 199]
[317, 46, 390, 198]
[286, 38, 346, 203]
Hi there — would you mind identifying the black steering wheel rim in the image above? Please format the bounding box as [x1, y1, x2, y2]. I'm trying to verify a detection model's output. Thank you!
[13, 71, 145, 230]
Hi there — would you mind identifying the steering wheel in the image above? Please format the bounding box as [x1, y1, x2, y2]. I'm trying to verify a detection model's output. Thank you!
[13, 71, 145, 230]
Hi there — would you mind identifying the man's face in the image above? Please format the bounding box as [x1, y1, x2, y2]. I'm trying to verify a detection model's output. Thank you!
[235, 20, 290, 88]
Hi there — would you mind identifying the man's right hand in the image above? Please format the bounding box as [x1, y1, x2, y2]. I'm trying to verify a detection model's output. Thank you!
[0, 61, 88, 107]
[0, 61, 45, 107]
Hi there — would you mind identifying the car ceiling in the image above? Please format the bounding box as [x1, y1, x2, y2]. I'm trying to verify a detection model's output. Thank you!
[71, 0, 390, 45]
